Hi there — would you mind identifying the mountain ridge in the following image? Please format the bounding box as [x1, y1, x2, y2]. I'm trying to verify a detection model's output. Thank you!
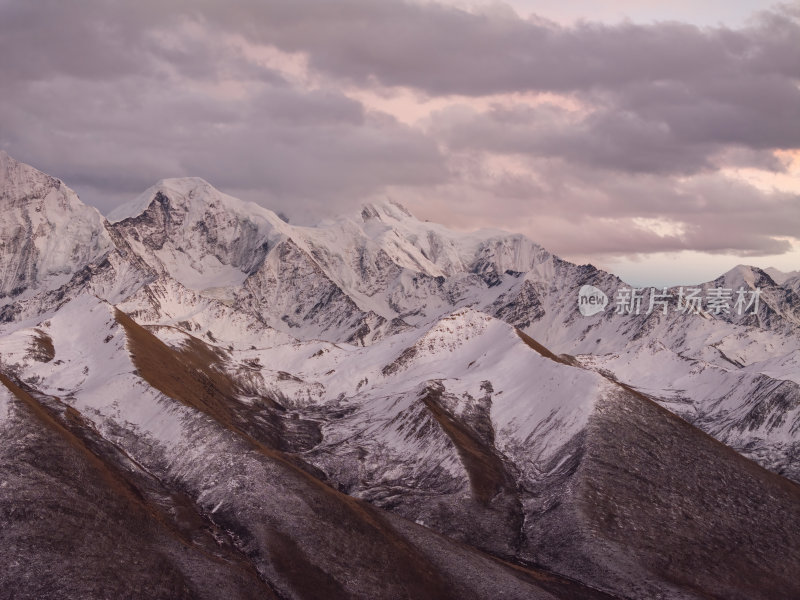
[1, 152, 799, 599]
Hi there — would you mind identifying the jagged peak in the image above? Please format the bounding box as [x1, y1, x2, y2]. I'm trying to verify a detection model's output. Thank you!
[0, 151, 66, 204]
[0, 150, 49, 180]
[359, 198, 416, 223]
[0, 153, 112, 300]
[148, 176, 225, 201]
[107, 177, 286, 230]
[107, 177, 221, 223]
[0, 148, 16, 171]
[715, 264, 773, 288]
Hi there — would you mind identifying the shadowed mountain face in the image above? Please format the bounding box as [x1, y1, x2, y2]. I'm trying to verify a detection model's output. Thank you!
[0, 153, 799, 599]
[0, 374, 274, 600]
[525, 388, 800, 600]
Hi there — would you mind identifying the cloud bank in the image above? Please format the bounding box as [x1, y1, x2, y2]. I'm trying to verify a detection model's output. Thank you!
[0, 0, 798, 264]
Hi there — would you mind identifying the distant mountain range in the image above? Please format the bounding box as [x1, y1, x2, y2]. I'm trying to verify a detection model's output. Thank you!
[1, 150, 799, 599]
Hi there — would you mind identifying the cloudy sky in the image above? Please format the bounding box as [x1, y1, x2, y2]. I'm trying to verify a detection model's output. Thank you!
[1, 0, 798, 285]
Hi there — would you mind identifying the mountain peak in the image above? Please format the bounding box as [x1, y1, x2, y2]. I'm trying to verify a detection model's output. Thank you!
[0, 151, 63, 206]
[716, 264, 774, 288]
[359, 199, 415, 223]
[764, 267, 800, 286]
[0, 149, 13, 170]
[105, 177, 291, 294]
[107, 177, 220, 223]
[0, 152, 113, 299]
[106, 177, 285, 229]
[151, 176, 217, 196]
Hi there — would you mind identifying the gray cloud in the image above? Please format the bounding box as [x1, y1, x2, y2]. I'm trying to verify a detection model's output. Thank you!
[206, 1, 800, 99]
[430, 103, 718, 175]
[430, 99, 795, 176]
[407, 157, 800, 257]
[220, 1, 800, 171]
[0, 0, 797, 265]
[0, 0, 446, 216]
[0, 76, 445, 215]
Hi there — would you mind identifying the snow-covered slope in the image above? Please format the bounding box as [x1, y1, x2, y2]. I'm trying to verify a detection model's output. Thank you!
[3, 291, 798, 599]
[109, 178, 283, 293]
[1, 152, 799, 599]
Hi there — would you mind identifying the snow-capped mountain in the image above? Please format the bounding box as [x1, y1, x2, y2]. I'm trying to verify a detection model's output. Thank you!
[1, 153, 799, 600]
[764, 266, 800, 285]
[100, 170, 800, 483]
[0, 151, 113, 302]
